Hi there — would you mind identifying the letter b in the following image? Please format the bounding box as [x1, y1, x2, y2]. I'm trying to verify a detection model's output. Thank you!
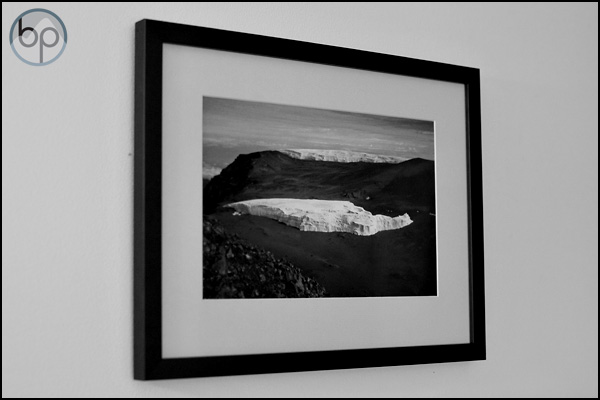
[18, 18, 37, 48]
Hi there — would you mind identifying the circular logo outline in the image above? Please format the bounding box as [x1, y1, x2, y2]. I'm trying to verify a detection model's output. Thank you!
[9, 8, 67, 66]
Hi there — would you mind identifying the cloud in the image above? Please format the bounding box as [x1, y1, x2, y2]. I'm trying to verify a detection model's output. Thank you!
[203, 96, 435, 163]
[202, 162, 222, 179]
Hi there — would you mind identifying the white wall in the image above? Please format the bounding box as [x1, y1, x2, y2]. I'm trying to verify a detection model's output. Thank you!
[2, 2, 597, 397]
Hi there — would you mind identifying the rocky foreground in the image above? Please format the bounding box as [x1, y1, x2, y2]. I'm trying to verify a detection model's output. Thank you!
[203, 218, 327, 298]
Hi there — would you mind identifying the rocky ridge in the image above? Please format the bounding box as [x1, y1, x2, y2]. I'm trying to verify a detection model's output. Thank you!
[203, 151, 436, 216]
[203, 218, 327, 298]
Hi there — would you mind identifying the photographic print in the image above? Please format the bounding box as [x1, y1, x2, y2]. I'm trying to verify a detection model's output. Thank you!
[203, 97, 437, 299]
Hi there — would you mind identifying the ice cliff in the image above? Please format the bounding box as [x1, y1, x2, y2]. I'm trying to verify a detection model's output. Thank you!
[225, 198, 412, 236]
[279, 149, 408, 164]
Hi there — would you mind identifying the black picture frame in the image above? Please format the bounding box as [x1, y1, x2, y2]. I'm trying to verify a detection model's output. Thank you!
[134, 19, 485, 380]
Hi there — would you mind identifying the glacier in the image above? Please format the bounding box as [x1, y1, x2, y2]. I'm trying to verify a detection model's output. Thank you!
[225, 198, 412, 236]
[279, 149, 409, 164]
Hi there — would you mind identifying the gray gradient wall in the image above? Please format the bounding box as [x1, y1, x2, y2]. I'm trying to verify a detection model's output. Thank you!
[2, 3, 597, 397]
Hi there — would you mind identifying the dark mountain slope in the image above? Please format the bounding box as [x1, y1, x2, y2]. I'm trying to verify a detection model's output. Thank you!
[204, 151, 435, 216]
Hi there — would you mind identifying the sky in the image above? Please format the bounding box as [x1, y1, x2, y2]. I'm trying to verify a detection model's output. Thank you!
[203, 96, 434, 178]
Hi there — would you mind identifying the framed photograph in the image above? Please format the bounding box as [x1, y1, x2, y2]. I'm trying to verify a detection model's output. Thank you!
[134, 19, 485, 380]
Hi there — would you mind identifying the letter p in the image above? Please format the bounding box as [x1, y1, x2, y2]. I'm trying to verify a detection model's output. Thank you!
[39, 27, 59, 63]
